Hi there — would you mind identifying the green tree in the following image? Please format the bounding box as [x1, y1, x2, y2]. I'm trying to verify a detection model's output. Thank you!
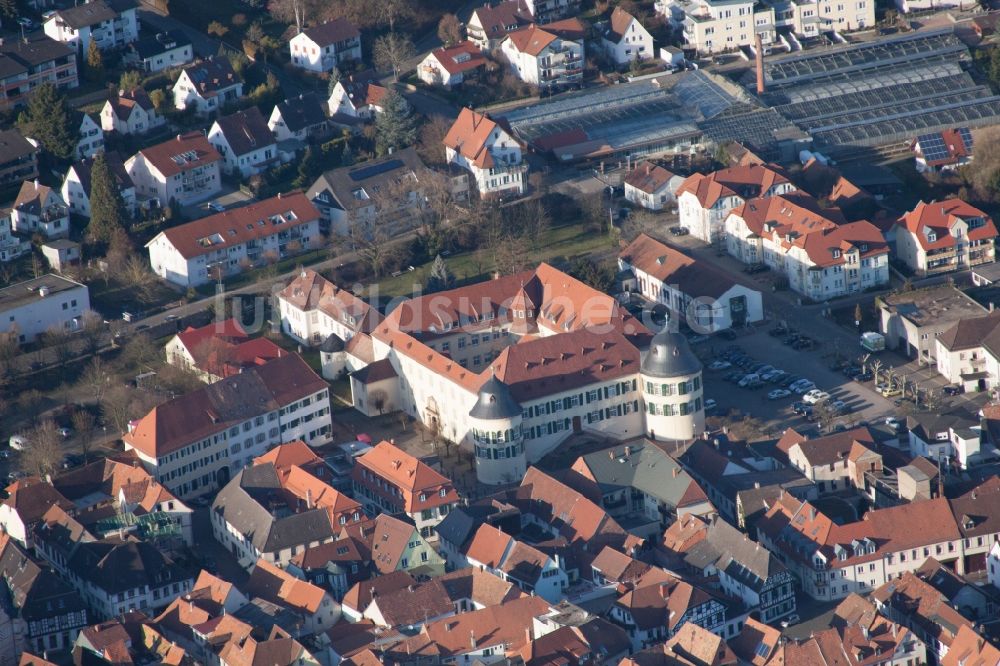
[426, 254, 455, 293]
[86, 40, 104, 81]
[293, 145, 322, 188]
[16, 82, 76, 161]
[374, 91, 417, 156]
[87, 152, 128, 243]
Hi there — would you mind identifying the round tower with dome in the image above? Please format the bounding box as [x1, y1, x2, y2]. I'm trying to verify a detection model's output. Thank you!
[641, 327, 705, 441]
[467, 373, 526, 485]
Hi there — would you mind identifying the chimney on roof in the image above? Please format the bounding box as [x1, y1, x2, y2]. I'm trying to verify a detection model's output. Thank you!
[306, 489, 313, 509]
[33, 178, 39, 191]
[755, 32, 765, 95]
[470, 631, 477, 649]
[525, 627, 532, 644]
[672, 467, 679, 478]
[624, 445, 631, 458]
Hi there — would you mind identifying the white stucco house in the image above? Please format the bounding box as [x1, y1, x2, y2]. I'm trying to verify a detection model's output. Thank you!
[601, 7, 654, 65]
[443, 107, 526, 198]
[172, 58, 243, 116]
[125, 132, 222, 208]
[289, 18, 361, 74]
[207, 107, 279, 178]
[43, 0, 139, 54]
[499, 22, 584, 90]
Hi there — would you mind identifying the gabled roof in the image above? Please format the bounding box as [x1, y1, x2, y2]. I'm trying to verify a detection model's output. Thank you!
[245, 558, 328, 615]
[354, 440, 459, 513]
[913, 128, 973, 167]
[179, 58, 241, 97]
[504, 25, 559, 56]
[470, 0, 534, 42]
[676, 163, 791, 209]
[941, 624, 1000, 666]
[0, 534, 86, 622]
[334, 70, 388, 110]
[151, 192, 319, 260]
[620, 233, 745, 299]
[603, 6, 640, 44]
[465, 523, 514, 568]
[67, 151, 133, 195]
[273, 93, 327, 133]
[106, 88, 155, 121]
[781, 425, 877, 467]
[341, 514, 420, 574]
[936, 310, 1000, 353]
[301, 18, 359, 47]
[212, 106, 275, 157]
[427, 41, 487, 74]
[132, 131, 221, 178]
[624, 162, 677, 194]
[897, 198, 997, 252]
[3, 476, 75, 525]
[443, 108, 505, 169]
[306, 146, 426, 213]
[342, 570, 416, 615]
[50, 0, 133, 29]
[174, 317, 248, 352]
[129, 29, 191, 60]
[279, 269, 382, 335]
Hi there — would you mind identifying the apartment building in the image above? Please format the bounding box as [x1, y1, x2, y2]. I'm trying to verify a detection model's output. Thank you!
[770, 0, 873, 39]
[0, 274, 89, 344]
[289, 18, 361, 73]
[43, 0, 139, 54]
[207, 106, 279, 178]
[0, 213, 30, 263]
[444, 107, 526, 198]
[125, 131, 222, 208]
[523, 0, 580, 22]
[171, 58, 243, 116]
[277, 269, 382, 347]
[895, 199, 997, 277]
[660, 0, 776, 55]
[123, 29, 193, 73]
[500, 22, 584, 90]
[725, 192, 889, 300]
[146, 193, 319, 287]
[62, 152, 136, 219]
[936, 311, 1000, 393]
[619, 233, 764, 332]
[676, 164, 794, 243]
[0, 36, 78, 111]
[351, 440, 461, 539]
[122, 353, 332, 498]
[467, 0, 534, 50]
[11, 180, 69, 239]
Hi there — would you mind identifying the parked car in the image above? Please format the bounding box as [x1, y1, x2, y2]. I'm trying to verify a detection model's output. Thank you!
[743, 264, 770, 274]
[205, 201, 226, 212]
[943, 385, 963, 396]
[792, 337, 815, 350]
[739, 374, 762, 388]
[669, 226, 689, 236]
[885, 416, 903, 430]
[803, 389, 830, 405]
[724, 371, 745, 383]
[790, 379, 816, 394]
[704, 398, 718, 412]
[708, 360, 731, 371]
[854, 371, 873, 382]
[829, 399, 850, 414]
[792, 401, 809, 415]
[768, 388, 791, 400]
[881, 386, 902, 398]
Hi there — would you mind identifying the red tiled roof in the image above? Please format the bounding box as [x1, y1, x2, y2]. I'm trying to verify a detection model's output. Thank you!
[353, 441, 460, 513]
[624, 162, 676, 194]
[152, 192, 319, 260]
[913, 128, 973, 167]
[176, 318, 248, 351]
[427, 41, 487, 75]
[134, 132, 221, 178]
[505, 24, 558, 56]
[897, 198, 997, 252]
[605, 6, 638, 43]
[443, 107, 504, 169]
[466, 523, 514, 568]
[676, 164, 791, 209]
[470, 0, 534, 42]
[246, 558, 328, 614]
[279, 269, 381, 335]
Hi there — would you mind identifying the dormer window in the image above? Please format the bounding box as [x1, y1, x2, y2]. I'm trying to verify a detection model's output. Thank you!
[860, 243, 868, 252]
[831, 249, 841, 259]
[927, 232, 937, 243]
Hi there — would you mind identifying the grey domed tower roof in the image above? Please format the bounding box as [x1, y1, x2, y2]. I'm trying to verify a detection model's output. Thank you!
[319, 333, 345, 353]
[641, 328, 702, 378]
[470, 374, 522, 420]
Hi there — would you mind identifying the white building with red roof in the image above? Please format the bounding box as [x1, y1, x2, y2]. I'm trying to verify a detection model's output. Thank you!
[600, 7, 654, 66]
[444, 107, 526, 197]
[467, 0, 534, 50]
[289, 18, 361, 74]
[125, 131, 222, 208]
[123, 353, 332, 498]
[326, 70, 387, 121]
[676, 163, 795, 243]
[351, 440, 461, 540]
[912, 128, 974, 174]
[145, 192, 320, 287]
[624, 161, 684, 211]
[417, 41, 487, 88]
[894, 198, 997, 277]
[725, 191, 889, 300]
[499, 21, 584, 90]
[164, 317, 287, 383]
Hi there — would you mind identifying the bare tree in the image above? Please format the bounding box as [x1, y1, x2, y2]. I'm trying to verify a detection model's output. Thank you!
[18, 420, 64, 477]
[370, 389, 388, 415]
[102, 384, 155, 434]
[621, 209, 662, 242]
[190, 337, 236, 379]
[79, 310, 105, 356]
[19, 389, 45, 425]
[416, 115, 455, 167]
[373, 32, 415, 81]
[371, 0, 412, 32]
[124, 256, 157, 301]
[437, 13, 464, 46]
[43, 324, 75, 365]
[0, 329, 19, 384]
[79, 356, 113, 406]
[119, 333, 158, 373]
[492, 232, 531, 276]
[267, 0, 319, 34]
[813, 401, 837, 433]
[71, 410, 96, 462]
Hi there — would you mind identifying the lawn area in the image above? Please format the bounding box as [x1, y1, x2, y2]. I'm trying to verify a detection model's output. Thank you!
[89, 277, 183, 319]
[374, 222, 617, 301]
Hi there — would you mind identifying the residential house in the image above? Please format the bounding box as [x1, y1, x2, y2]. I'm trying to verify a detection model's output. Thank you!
[727, 618, 782, 666]
[164, 317, 286, 382]
[0, 36, 77, 111]
[934, 311, 1000, 391]
[676, 164, 794, 243]
[304, 146, 427, 236]
[268, 92, 329, 143]
[100, 87, 165, 135]
[418, 41, 488, 88]
[125, 131, 222, 207]
[661, 514, 796, 623]
[500, 22, 584, 90]
[124, 29, 193, 72]
[379, 595, 551, 663]
[0, 274, 89, 345]
[564, 442, 714, 538]
[277, 269, 381, 347]
[71, 111, 103, 160]
[444, 107, 526, 198]
[879, 284, 987, 363]
[208, 107, 279, 177]
[460, 523, 569, 602]
[211, 449, 363, 567]
[39, 239, 81, 273]
[905, 411, 983, 469]
[122, 353, 332, 498]
[624, 161, 685, 211]
[172, 58, 243, 116]
[326, 71, 387, 121]
[286, 534, 372, 601]
[340, 570, 416, 622]
[351, 440, 461, 539]
[341, 513, 446, 577]
[771, 595, 926, 666]
[361, 567, 522, 630]
[244, 559, 340, 634]
[941, 625, 1000, 666]
[145, 192, 319, 287]
[0, 214, 30, 263]
[912, 128, 973, 174]
[289, 18, 362, 73]
[894, 199, 997, 276]
[725, 192, 889, 299]
[219, 626, 320, 666]
[915, 556, 994, 622]
[33, 506, 195, 620]
[601, 7, 654, 65]
[523, 0, 581, 22]
[153, 569, 249, 661]
[467, 0, 533, 50]
[61, 151, 136, 219]
[622, 623, 738, 666]
[11, 180, 70, 239]
[0, 130, 39, 186]
[43, 0, 139, 54]
[619, 233, 764, 333]
[0, 534, 88, 657]
[777, 426, 882, 493]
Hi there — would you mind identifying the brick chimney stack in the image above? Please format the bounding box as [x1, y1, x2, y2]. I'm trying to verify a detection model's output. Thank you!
[755, 33, 766, 95]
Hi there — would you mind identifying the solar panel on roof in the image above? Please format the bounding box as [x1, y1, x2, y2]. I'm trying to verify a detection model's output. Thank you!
[348, 159, 405, 182]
